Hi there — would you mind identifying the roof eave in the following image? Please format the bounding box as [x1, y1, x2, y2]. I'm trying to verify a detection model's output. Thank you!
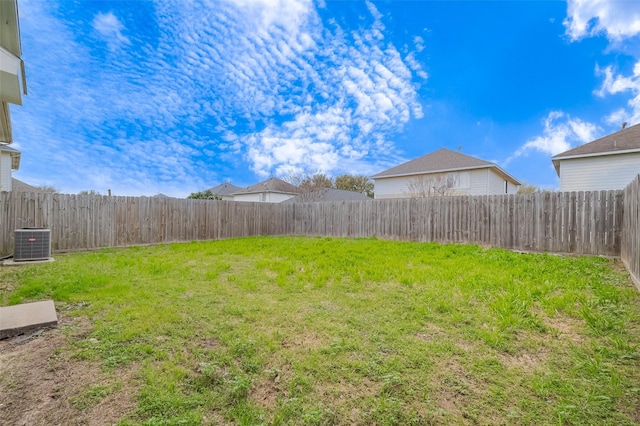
[552, 147, 640, 161]
[233, 190, 299, 196]
[373, 164, 522, 185]
[372, 164, 492, 179]
[492, 166, 522, 186]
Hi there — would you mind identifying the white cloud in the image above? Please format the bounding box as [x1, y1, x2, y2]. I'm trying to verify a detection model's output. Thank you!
[405, 52, 429, 80]
[564, 0, 640, 41]
[12, 0, 425, 195]
[561, 0, 640, 151]
[595, 62, 640, 96]
[595, 61, 640, 125]
[200, 0, 424, 177]
[92, 12, 130, 50]
[507, 111, 599, 163]
[604, 108, 628, 126]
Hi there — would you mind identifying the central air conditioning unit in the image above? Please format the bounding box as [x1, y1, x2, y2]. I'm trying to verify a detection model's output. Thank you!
[14, 228, 51, 261]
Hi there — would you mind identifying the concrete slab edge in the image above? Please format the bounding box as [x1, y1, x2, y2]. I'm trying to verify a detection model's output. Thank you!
[0, 321, 58, 340]
[0, 300, 59, 339]
[3, 258, 55, 266]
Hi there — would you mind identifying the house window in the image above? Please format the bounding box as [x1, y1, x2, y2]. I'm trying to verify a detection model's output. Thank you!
[504, 180, 508, 193]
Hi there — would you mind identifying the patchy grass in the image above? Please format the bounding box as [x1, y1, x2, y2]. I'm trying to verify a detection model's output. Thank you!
[2, 236, 640, 425]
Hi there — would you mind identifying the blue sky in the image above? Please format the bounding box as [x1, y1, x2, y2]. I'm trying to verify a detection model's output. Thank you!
[10, 0, 640, 196]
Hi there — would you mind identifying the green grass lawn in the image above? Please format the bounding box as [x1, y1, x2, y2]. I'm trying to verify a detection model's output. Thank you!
[2, 236, 640, 425]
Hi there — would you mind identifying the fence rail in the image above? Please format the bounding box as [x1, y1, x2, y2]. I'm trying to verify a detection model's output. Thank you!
[0, 189, 625, 258]
[622, 175, 640, 289]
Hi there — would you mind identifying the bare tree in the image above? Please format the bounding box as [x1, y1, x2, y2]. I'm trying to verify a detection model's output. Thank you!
[33, 185, 59, 193]
[283, 172, 305, 187]
[406, 173, 459, 197]
[284, 173, 333, 201]
[517, 182, 542, 194]
[293, 187, 330, 202]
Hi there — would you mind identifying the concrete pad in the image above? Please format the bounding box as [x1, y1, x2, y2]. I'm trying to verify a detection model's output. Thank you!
[0, 300, 58, 339]
[3, 257, 55, 266]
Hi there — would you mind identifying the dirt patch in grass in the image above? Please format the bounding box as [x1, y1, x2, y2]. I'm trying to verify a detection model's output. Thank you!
[431, 358, 482, 419]
[199, 337, 221, 350]
[280, 332, 324, 351]
[414, 323, 448, 342]
[322, 377, 381, 400]
[619, 392, 640, 424]
[544, 315, 584, 344]
[250, 377, 282, 410]
[319, 377, 382, 423]
[499, 349, 548, 371]
[250, 363, 291, 409]
[0, 315, 138, 426]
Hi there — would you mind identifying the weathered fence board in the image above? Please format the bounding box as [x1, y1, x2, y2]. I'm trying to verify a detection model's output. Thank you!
[622, 175, 640, 290]
[1, 188, 630, 259]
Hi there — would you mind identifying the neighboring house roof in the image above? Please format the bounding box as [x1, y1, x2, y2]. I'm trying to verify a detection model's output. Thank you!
[552, 122, 640, 174]
[234, 177, 299, 195]
[11, 177, 34, 191]
[0, 142, 20, 169]
[372, 148, 521, 185]
[283, 188, 372, 203]
[207, 182, 242, 195]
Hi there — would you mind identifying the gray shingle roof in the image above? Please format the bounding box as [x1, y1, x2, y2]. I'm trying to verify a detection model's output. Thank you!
[11, 178, 35, 191]
[207, 182, 242, 195]
[372, 148, 494, 178]
[552, 122, 640, 159]
[234, 177, 299, 195]
[372, 148, 521, 185]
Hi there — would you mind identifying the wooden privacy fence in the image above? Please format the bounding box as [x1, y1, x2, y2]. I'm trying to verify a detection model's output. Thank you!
[0, 189, 625, 257]
[622, 175, 640, 288]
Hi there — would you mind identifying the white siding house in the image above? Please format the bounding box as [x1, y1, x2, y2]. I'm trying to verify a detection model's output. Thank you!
[0, 144, 20, 191]
[0, 0, 26, 110]
[372, 148, 521, 199]
[0, 0, 26, 190]
[552, 123, 640, 192]
[232, 177, 299, 203]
